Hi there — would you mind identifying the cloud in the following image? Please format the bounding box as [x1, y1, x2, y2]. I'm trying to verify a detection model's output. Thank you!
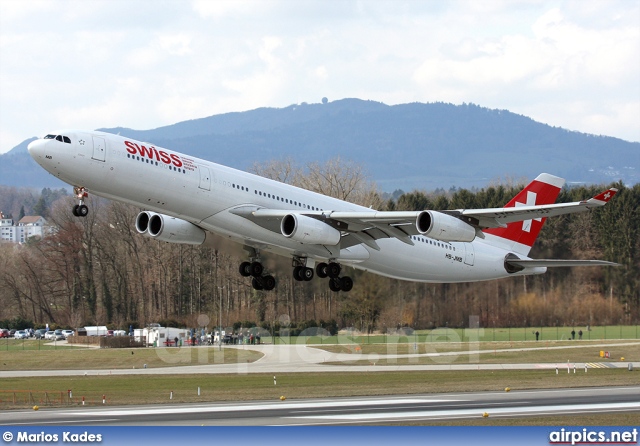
[0, 0, 638, 154]
[191, 0, 266, 19]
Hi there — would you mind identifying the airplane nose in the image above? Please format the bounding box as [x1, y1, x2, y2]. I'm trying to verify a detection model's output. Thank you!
[27, 139, 46, 159]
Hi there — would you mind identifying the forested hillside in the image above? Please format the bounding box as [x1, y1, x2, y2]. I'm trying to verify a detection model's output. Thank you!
[1, 100, 638, 191]
[1, 162, 637, 332]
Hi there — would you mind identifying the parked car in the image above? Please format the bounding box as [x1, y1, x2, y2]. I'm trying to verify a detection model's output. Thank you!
[14, 330, 29, 339]
[44, 330, 56, 340]
[52, 329, 65, 341]
[62, 329, 74, 339]
[34, 329, 47, 339]
[0, 329, 10, 338]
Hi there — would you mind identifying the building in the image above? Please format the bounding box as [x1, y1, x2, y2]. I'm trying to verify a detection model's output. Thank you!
[0, 212, 54, 243]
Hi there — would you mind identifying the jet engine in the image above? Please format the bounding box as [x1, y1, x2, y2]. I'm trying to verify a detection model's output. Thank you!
[135, 211, 156, 235]
[281, 214, 341, 245]
[135, 211, 206, 245]
[416, 210, 476, 242]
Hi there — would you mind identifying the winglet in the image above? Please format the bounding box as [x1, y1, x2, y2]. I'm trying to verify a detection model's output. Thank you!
[587, 188, 618, 206]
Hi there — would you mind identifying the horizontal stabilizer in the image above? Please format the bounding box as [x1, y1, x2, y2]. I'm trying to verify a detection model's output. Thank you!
[505, 259, 619, 268]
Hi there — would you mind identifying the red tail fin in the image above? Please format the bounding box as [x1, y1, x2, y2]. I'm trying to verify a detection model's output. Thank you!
[484, 173, 564, 255]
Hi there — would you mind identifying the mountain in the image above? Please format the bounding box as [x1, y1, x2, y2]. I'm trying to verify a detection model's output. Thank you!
[1, 99, 638, 191]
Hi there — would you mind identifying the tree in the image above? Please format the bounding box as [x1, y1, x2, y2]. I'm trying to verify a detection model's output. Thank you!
[33, 196, 47, 217]
[252, 156, 381, 208]
[0, 176, 636, 330]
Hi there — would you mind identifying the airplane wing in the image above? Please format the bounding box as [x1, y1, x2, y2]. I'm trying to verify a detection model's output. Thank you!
[230, 207, 424, 250]
[229, 187, 618, 249]
[459, 188, 618, 229]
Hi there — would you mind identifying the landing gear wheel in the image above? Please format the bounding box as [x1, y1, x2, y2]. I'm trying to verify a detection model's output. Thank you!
[302, 267, 314, 281]
[327, 262, 341, 278]
[293, 265, 304, 281]
[329, 278, 342, 292]
[251, 277, 264, 290]
[293, 265, 314, 281]
[72, 186, 89, 218]
[239, 262, 252, 277]
[262, 275, 276, 291]
[340, 276, 354, 292]
[249, 261, 264, 277]
[316, 262, 328, 278]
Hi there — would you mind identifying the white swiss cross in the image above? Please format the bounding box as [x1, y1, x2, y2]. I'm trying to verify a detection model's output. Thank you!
[515, 191, 542, 232]
[604, 191, 611, 200]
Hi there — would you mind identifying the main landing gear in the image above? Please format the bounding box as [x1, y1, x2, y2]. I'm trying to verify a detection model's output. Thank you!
[292, 257, 315, 282]
[239, 256, 276, 291]
[294, 258, 354, 292]
[316, 261, 353, 292]
[237, 249, 353, 293]
[72, 186, 89, 217]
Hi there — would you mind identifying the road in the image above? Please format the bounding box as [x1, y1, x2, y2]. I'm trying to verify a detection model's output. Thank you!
[1, 387, 638, 425]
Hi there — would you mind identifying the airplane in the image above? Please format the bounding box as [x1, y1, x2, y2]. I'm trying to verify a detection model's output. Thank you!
[28, 130, 618, 293]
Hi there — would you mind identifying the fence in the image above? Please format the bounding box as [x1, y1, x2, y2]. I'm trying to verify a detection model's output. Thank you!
[67, 336, 146, 348]
[0, 390, 112, 408]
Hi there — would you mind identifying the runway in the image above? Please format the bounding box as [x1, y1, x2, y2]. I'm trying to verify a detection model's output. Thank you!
[2, 387, 638, 425]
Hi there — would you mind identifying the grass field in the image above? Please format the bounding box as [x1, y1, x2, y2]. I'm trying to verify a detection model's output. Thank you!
[265, 324, 640, 344]
[1, 369, 637, 408]
[2, 340, 637, 371]
[1, 336, 637, 425]
[313, 340, 640, 365]
[0, 344, 262, 371]
[0, 339, 75, 351]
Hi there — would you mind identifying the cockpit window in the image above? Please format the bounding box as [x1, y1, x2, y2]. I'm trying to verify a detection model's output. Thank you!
[46, 134, 71, 144]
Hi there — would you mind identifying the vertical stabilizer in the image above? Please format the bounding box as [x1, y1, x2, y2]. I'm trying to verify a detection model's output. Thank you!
[484, 173, 564, 255]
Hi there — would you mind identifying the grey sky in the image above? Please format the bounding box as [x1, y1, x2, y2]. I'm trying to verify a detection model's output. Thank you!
[1, 0, 638, 154]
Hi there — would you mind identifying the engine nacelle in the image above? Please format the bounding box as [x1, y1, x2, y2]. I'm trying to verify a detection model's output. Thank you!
[135, 211, 156, 235]
[281, 214, 341, 246]
[416, 210, 476, 242]
[135, 212, 206, 245]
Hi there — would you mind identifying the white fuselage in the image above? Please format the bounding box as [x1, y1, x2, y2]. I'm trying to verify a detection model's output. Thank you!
[28, 130, 544, 283]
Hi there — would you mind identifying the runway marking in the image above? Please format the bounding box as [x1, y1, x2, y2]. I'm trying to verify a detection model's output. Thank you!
[53, 398, 460, 417]
[287, 401, 640, 421]
[4, 419, 118, 425]
[585, 362, 615, 368]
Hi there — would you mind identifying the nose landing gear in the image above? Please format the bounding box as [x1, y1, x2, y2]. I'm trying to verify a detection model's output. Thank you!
[72, 187, 89, 217]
